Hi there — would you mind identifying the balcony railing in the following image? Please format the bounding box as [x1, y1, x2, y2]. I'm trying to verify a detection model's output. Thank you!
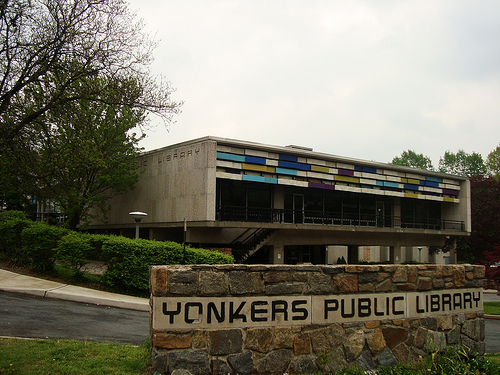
[216, 205, 465, 231]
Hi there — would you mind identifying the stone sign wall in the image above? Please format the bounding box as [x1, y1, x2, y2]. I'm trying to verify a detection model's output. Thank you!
[149, 264, 485, 375]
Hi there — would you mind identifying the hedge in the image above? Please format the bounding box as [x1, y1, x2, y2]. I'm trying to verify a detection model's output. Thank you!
[101, 236, 234, 295]
[0, 211, 234, 294]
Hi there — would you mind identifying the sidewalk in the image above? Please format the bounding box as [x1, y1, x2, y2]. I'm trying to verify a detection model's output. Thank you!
[0, 268, 149, 312]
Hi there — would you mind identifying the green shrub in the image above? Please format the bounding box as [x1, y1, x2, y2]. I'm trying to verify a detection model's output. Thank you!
[21, 222, 68, 273]
[0, 210, 34, 264]
[101, 236, 234, 295]
[55, 233, 100, 275]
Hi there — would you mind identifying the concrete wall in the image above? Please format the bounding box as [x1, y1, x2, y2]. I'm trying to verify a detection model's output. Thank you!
[91, 140, 217, 225]
[150, 264, 485, 375]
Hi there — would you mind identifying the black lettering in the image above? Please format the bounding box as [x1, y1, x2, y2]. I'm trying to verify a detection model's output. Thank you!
[416, 296, 425, 314]
[162, 302, 181, 324]
[430, 295, 440, 312]
[453, 293, 462, 309]
[358, 298, 371, 317]
[392, 296, 405, 315]
[251, 301, 268, 322]
[341, 299, 355, 318]
[324, 299, 339, 320]
[272, 300, 288, 321]
[442, 294, 452, 311]
[386, 297, 390, 315]
[292, 300, 308, 321]
[374, 297, 385, 316]
[187, 150, 193, 156]
[229, 301, 247, 323]
[207, 302, 225, 323]
[185, 302, 203, 324]
[473, 291, 481, 308]
[464, 292, 472, 309]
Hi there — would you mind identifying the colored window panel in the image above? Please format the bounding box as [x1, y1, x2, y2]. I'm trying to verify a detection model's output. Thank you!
[309, 182, 335, 190]
[278, 160, 311, 171]
[404, 184, 419, 191]
[363, 166, 377, 174]
[383, 181, 400, 188]
[245, 155, 267, 165]
[242, 175, 278, 184]
[276, 167, 298, 176]
[311, 165, 330, 173]
[242, 163, 275, 173]
[405, 192, 419, 198]
[355, 166, 363, 172]
[444, 197, 456, 203]
[443, 189, 459, 196]
[424, 181, 439, 187]
[426, 176, 443, 183]
[337, 168, 354, 176]
[334, 175, 360, 183]
[217, 152, 245, 163]
[279, 154, 298, 162]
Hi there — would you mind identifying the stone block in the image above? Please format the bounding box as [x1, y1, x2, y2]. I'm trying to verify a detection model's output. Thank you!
[375, 278, 392, 292]
[212, 359, 231, 375]
[473, 265, 485, 279]
[417, 277, 432, 290]
[367, 328, 386, 354]
[264, 282, 304, 295]
[229, 271, 263, 295]
[193, 330, 208, 349]
[425, 330, 447, 352]
[355, 349, 376, 371]
[199, 271, 228, 296]
[453, 266, 466, 287]
[273, 327, 294, 349]
[256, 349, 293, 374]
[150, 266, 168, 295]
[288, 355, 318, 374]
[311, 324, 345, 354]
[228, 351, 254, 374]
[344, 329, 365, 361]
[377, 347, 398, 367]
[462, 318, 484, 341]
[168, 269, 198, 295]
[382, 327, 408, 349]
[167, 350, 210, 375]
[436, 315, 453, 331]
[154, 333, 192, 349]
[245, 328, 273, 353]
[294, 333, 312, 355]
[334, 274, 358, 293]
[392, 266, 408, 283]
[317, 346, 347, 373]
[305, 272, 335, 294]
[208, 329, 243, 355]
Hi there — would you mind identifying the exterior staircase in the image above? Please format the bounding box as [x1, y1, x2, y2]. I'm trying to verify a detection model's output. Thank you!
[231, 228, 276, 263]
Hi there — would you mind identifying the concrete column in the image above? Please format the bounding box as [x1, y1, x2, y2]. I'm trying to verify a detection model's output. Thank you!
[393, 198, 401, 228]
[272, 245, 285, 264]
[390, 246, 402, 264]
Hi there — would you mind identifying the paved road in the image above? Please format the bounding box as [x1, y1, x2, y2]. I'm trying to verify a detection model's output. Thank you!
[0, 291, 149, 346]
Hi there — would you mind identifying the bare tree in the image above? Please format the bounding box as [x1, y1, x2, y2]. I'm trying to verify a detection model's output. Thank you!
[0, 0, 180, 146]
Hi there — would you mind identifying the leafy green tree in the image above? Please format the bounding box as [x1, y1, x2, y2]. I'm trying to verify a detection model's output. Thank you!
[9, 75, 146, 229]
[486, 144, 500, 179]
[438, 150, 486, 177]
[391, 150, 434, 170]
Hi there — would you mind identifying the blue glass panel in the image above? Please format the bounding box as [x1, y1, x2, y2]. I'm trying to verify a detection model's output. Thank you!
[245, 156, 267, 165]
[276, 167, 298, 176]
[278, 160, 311, 171]
[217, 152, 245, 163]
[279, 154, 298, 162]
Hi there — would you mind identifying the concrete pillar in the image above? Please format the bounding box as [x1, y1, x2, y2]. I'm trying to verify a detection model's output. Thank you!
[272, 245, 285, 264]
[393, 198, 401, 228]
[390, 246, 402, 264]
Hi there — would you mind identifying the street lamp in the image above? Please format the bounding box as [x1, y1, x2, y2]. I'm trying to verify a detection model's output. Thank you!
[129, 211, 147, 239]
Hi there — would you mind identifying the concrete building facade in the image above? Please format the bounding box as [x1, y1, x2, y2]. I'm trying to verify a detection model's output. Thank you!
[89, 137, 470, 265]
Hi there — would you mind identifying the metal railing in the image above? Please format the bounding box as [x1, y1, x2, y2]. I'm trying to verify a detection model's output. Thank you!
[216, 206, 465, 231]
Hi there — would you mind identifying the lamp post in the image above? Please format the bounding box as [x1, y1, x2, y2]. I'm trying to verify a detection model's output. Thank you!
[129, 211, 147, 239]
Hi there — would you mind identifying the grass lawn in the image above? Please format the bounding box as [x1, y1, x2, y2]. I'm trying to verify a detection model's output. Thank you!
[485, 301, 500, 316]
[0, 338, 151, 375]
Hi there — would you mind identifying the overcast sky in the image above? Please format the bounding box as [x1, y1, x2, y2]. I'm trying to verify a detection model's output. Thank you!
[128, 0, 500, 166]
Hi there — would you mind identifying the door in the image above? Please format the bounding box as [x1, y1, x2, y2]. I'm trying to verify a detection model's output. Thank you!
[294, 194, 304, 224]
